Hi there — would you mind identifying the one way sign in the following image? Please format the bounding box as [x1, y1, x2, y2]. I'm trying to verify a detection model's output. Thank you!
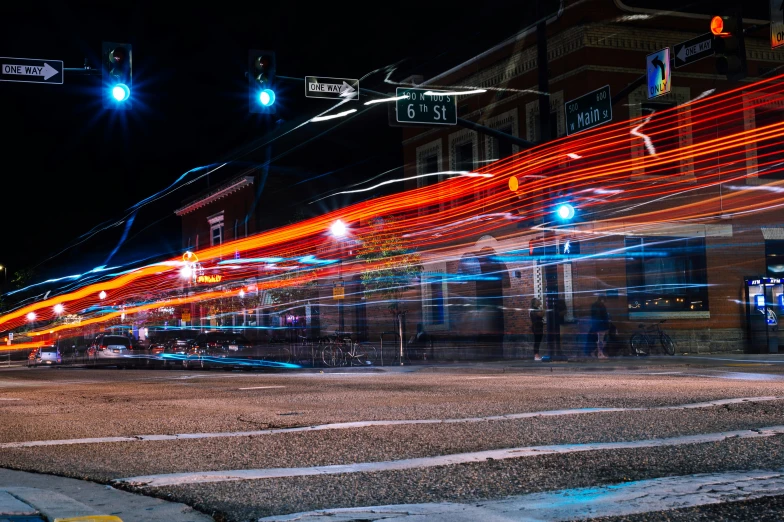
[673, 34, 714, 68]
[305, 76, 359, 100]
[0, 57, 63, 84]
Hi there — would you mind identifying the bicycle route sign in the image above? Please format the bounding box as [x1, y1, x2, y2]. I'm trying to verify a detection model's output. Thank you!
[395, 87, 456, 125]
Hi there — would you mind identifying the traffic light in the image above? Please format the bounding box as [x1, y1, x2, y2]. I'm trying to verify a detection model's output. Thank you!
[555, 203, 576, 221]
[102, 42, 132, 109]
[248, 50, 276, 114]
[711, 10, 747, 82]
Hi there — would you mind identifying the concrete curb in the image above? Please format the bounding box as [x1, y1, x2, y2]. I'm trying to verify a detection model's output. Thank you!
[0, 468, 213, 522]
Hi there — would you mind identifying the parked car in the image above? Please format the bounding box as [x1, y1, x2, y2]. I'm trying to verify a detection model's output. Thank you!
[28, 345, 62, 367]
[147, 329, 199, 367]
[183, 332, 253, 370]
[86, 334, 133, 367]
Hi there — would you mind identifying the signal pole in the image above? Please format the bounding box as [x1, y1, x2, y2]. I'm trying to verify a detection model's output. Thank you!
[536, 9, 564, 361]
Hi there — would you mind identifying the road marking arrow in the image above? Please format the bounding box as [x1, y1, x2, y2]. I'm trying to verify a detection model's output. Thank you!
[1, 62, 59, 80]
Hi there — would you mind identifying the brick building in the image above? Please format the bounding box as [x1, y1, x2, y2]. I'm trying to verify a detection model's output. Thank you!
[389, 0, 783, 357]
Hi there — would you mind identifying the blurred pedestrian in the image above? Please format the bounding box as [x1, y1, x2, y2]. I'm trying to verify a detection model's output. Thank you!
[591, 295, 610, 359]
[530, 298, 544, 361]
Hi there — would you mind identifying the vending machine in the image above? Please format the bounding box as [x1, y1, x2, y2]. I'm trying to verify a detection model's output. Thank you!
[744, 277, 782, 354]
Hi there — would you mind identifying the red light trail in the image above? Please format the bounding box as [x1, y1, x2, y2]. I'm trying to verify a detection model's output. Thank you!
[2, 75, 784, 347]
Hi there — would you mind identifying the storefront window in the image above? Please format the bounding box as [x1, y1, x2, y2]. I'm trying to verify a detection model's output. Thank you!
[625, 237, 708, 312]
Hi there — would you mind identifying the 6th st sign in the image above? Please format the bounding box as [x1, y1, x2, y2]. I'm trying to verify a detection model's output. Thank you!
[0, 57, 63, 84]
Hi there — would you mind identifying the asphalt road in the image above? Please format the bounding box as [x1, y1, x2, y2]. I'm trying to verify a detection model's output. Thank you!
[1, 356, 783, 521]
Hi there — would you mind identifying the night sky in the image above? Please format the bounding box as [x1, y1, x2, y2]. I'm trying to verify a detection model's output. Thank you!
[0, 2, 530, 290]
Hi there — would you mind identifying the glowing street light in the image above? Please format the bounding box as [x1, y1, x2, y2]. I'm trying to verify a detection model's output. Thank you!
[180, 265, 193, 279]
[99, 291, 107, 300]
[239, 289, 245, 298]
[26, 312, 36, 321]
[330, 219, 348, 238]
[53, 304, 64, 314]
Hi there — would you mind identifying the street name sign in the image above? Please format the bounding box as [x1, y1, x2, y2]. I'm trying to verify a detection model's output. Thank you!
[395, 87, 457, 125]
[646, 48, 671, 99]
[0, 57, 63, 85]
[565, 85, 612, 136]
[673, 33, 714, 68]
[773, 0, 784, 50]
[305, 76, 359, 100]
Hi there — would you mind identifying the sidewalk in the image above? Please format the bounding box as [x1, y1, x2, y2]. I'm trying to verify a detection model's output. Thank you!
[0, 468, 213, 522]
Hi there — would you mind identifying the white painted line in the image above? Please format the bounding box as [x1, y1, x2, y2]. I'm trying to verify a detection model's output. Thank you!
[238, 386, 286, 390]
[0, 398, 21, 401]
[116, 425, 784, 487]
[1, 396, 781, 450]
[257, 469, 784, 521]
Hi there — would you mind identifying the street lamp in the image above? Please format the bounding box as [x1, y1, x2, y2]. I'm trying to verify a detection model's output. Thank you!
[0, 265, 6, 287]
[99, 291, 107, 300]
[330, 220, 349, 334]
[26, 312, 36, 321]
[53, 304, 64, 315]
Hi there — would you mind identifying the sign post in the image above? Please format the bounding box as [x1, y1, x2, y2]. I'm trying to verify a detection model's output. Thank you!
[1, 57, 63, 85]
[646, 48, 671, 99]
[305, 76, 359, 100]
[565, 85, 612, 136]
[773, 0, 784, 50]
[673, 33, 715, 68]
[395, 87, 456, 125]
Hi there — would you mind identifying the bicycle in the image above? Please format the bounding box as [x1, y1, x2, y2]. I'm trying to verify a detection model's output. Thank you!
[343, 340, 377, 366]
[629, 319, 676, 356]
[320, 336, 345, 367]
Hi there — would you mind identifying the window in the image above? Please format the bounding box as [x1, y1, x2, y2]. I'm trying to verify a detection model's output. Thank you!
[753, 104, 784, 180]
[428, 277, 445, 325]
[640, 102, 679, 162]
[492, 126, 515, 160]
[419, 154, 440, 187]
[533, 112, 559, 142]
[767, 240, 784, 277]
[626, 237, 708, 313]
[455, 142, 474, 172]
[210, 224, 223, 246]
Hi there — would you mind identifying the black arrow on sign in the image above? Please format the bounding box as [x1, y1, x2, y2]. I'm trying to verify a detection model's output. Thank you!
[651, 56, 666, 80]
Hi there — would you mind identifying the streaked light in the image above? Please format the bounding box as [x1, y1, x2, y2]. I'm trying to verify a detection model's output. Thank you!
[424, 89, 486, 96]
[567, 153, 582, 160]
[53, 304, 64, 314]
[364, 95, 408, 105]
[111, 84, 130, 102]
[310, 109, 357, 122]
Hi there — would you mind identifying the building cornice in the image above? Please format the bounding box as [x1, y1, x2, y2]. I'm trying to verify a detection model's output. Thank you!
[175, 176, 254, 216]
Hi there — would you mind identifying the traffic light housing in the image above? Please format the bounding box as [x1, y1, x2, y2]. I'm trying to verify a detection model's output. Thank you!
[248, 50, 276, 114]
[102, 42, 132, 109]
[711, 11, 747, 82]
